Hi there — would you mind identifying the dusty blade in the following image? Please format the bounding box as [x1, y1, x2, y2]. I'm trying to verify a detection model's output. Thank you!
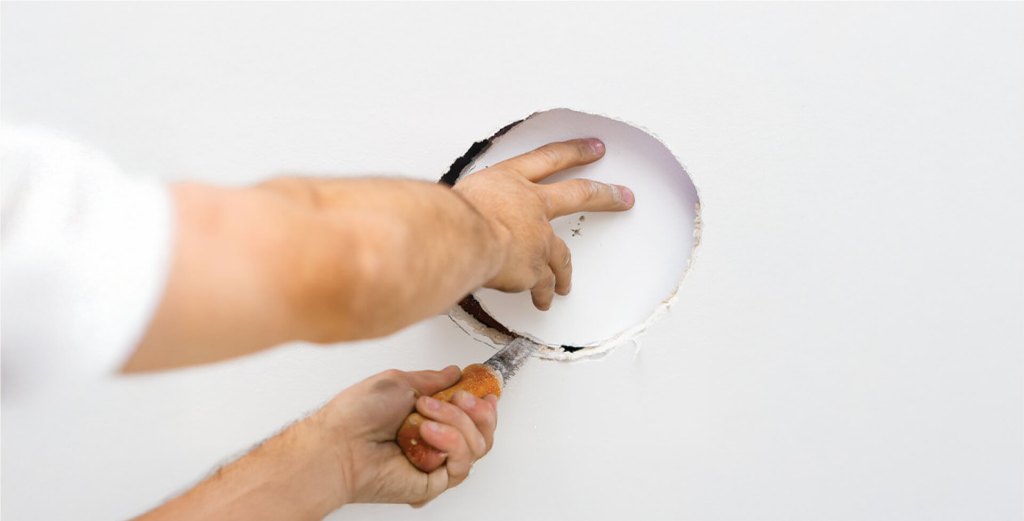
[483, 337, 537, 385]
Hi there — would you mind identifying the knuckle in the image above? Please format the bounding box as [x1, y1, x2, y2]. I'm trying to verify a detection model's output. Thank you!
[378, 369, 407, 386]
[372, 370, 404, 389]
[439, 400, 463, 420]
[442, 395, 462, 415]
[380, 369, 403, 379]
[458, 392, 481, 412]
[541, 268, 556, 284]
[450, 472, 468, 489]
[465, 407, 486, 425]
[551, 241, 571, 265]
[476, 395, 494, 413]
[535, 145, 562, 168]
[532, 264, 548, 281]
[477, 402, 494, 421]
[500, 163, 526, 179]
[571, 179, 598, 200]
[462, 405, 479, 422]
[456, 405, 479, 428]
[478, 407, 494, 422]
[533, 275, 554, 290]
[540, 193, 556, 215]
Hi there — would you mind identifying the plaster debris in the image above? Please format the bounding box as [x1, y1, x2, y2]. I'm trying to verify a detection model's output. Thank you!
[570, 215, 585, 237]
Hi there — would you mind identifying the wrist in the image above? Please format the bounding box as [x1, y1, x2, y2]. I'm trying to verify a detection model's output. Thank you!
[287, 413, 352, 515]
[137, 410, 350, 520]
[450, 187, 510, 284]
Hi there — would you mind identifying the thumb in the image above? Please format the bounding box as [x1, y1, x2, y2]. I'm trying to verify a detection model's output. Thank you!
[402, 365, 462, 397]
[541, 178, 635, 219]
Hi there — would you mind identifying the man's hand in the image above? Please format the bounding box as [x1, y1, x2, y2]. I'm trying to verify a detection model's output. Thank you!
[134, 366, 497, 520]
[453, 139, 635, 310]
[126, 139, 634, 371]
[321, 365, 497, 506]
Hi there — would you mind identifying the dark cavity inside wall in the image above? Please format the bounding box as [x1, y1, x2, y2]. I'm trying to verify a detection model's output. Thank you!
[438, 118, 583, 354]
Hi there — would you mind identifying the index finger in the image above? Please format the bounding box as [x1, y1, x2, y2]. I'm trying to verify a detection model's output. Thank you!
[542, 178, 635, 219]
[496, 138, 606, 182]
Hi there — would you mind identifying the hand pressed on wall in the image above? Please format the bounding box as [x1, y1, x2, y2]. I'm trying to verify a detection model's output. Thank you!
[133, 366, 498, 520]
[453, 139, 635, 310]
[126, 139, 635, 371]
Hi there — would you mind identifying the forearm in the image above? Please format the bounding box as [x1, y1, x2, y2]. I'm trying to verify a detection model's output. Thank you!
[276, 177, 508, 341]
[136, 366, 498, 518]
[126, 139, 622, 371]
[126, 177, 506, 371]
[134, 415, 346, 521]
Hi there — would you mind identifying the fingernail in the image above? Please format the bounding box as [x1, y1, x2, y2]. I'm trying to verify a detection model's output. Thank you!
[426, 421, 446, 433]
[458, 391, 477, 408]
[424, 397, 442, 411]
[616, 185, 635, 207]
[588, 139, 605, 156]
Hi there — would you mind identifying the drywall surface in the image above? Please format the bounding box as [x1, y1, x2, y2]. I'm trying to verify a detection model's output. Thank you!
[3, 3, 1023, 520]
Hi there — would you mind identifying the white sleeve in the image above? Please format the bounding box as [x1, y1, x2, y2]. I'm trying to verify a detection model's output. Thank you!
[1, 125, 173, 395]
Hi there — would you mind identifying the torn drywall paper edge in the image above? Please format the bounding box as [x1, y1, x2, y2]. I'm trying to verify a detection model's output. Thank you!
[446, 107, 704, 362]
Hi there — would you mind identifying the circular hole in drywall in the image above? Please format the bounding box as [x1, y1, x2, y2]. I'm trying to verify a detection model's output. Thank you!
[442, 108, 701, 360]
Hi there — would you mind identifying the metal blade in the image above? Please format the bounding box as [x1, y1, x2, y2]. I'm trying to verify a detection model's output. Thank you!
[483, 337, 537, 386]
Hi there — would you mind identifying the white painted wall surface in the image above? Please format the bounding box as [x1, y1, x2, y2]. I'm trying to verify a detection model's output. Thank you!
[3, 3, 1022, 520]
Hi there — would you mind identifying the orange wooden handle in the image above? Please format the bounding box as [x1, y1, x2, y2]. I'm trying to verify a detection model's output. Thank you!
[396, 363, 503, 472]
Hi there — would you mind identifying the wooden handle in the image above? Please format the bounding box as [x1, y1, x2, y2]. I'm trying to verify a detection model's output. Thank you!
[397, 363, 503, 472]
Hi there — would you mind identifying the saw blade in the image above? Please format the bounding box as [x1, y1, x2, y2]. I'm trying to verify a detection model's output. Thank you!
[483, 337, 537, 386]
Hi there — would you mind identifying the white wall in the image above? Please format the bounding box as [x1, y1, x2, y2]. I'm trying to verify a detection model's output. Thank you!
[3, 3, 1022, 520]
